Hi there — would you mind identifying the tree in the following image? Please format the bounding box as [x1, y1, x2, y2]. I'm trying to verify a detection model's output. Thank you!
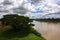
[0, 14, 34, 32]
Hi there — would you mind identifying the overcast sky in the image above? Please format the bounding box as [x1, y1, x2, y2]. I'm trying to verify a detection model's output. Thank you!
[0, 0, 60, 19]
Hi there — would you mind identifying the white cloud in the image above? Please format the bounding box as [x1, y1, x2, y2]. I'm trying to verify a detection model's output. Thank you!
[0, 0, 60, 19]
[26, 0, 60, 18]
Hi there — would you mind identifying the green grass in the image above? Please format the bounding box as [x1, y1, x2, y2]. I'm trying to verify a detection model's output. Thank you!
[0, 33, 45, 40]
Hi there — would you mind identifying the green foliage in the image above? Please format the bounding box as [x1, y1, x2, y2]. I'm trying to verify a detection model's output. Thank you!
[31, 28, 41, 37]
[0, 33, 45, 40]
[35, 18, 60, 23]
[0, 14, 34, 32]
[0, 14, 45, 40]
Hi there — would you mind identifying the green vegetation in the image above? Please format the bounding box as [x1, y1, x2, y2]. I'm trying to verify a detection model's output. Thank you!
[0, 14, 45, 40]
[31, 28, 42, 37]
[0, 33, 45, 40]
[34, 18, 60, 23]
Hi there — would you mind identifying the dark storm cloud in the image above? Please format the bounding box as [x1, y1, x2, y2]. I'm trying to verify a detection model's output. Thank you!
[12, 6, 29, 14]
[28, 0, 42, 3]
[0, 9, 9, 13]
[0, 5, 9, 13]
[0, 0, 30, 15]
[31, 0, 41, 2]
[2, 0, 13, 5]
[27, 0, 42, 5]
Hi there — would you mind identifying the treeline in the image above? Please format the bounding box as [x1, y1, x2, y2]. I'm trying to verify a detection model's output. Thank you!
[34, 18, 60, 22]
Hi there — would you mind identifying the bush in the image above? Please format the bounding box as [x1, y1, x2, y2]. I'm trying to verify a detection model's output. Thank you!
[31, 28, 41, 37]
[0, 14, 34, 37]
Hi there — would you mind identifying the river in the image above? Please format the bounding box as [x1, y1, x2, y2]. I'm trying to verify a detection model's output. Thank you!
[33, 21, 60, 40]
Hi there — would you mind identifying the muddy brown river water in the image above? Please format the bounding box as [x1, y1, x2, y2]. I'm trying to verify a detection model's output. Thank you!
[33, 21, 60, 40]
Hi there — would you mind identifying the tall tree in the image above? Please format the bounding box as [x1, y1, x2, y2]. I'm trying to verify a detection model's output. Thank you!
[0, 14, 34, 32]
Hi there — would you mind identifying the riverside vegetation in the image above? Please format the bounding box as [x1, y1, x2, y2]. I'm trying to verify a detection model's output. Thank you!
[34, 18, 60, 23]
[0, 14, 45, 40]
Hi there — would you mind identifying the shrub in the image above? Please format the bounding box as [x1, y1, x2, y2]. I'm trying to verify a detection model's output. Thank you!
[31, 28, 41, 37]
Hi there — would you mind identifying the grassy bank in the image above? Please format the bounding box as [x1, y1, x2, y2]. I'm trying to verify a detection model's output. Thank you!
[0, 33, 45, 40]
[0, 24, 45, 40]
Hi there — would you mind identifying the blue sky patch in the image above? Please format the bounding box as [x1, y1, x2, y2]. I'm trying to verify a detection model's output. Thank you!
[32, 8, 44, 13]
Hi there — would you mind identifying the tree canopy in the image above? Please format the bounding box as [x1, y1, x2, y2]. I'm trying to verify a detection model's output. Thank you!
[0, 14, 34, 32]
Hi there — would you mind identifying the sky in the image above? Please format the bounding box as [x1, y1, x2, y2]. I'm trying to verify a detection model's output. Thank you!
[0, 0, 60, 19]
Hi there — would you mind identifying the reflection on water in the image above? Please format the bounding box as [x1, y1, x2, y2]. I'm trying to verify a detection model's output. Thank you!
[33, 21, 60, 40]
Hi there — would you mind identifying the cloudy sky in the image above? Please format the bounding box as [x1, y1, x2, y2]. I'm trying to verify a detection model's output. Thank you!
[0, 0, 60, 19]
